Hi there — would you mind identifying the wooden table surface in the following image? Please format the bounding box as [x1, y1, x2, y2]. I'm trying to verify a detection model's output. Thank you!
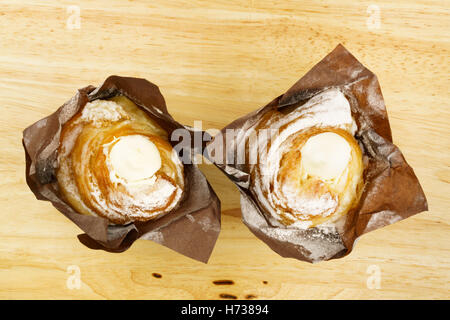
[0, 0, 448, 300]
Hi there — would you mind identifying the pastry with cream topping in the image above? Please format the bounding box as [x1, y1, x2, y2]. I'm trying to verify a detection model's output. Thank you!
[56, 95, 184, 224]
[247, 88, 364, 229]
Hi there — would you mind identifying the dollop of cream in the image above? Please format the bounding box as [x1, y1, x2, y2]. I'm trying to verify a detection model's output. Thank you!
[108, 135, 161, 182]
[300, 132, 351, 181]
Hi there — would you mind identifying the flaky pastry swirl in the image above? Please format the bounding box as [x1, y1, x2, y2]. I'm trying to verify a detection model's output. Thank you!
[56, 95, 184, 224]
[247, 89, 364, 229]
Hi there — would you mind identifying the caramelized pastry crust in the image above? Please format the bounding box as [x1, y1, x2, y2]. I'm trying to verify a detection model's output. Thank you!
[248, 89, 364, 228]
[56, 95, 184, 224]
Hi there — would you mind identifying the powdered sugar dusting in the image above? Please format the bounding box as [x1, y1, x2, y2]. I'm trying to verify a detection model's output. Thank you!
[250, 88, 357, 228]
[97, 140, 184, 221]
[279, 182, 337, 217]
[57, 97, 185, 224]
[141, 230, 164, 243]
[366, 210, 402, 231]
[240, 194, 345, 262]
[80, 100, 127, 125]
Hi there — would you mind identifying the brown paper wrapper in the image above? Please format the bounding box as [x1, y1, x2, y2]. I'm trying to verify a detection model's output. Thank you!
[23, 76, 221, 263]
[206, 44, 427, 263]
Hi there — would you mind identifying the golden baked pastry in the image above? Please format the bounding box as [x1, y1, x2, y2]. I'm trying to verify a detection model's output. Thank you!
[247, 88, 364, 228]
[56, 95, 184, 224]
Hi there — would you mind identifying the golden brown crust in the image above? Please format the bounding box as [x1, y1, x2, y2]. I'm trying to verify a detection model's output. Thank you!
[247, 95, 364, 229]
[56, 95, 184, 224]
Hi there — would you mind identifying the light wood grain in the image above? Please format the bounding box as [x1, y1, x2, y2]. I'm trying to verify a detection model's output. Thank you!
[0, 0, 449, 299]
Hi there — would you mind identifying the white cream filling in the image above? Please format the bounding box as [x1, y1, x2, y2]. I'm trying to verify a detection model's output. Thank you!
[108, 135, 161, 183]
[300, 132, 351, 181]
[98, 134, 182, 220]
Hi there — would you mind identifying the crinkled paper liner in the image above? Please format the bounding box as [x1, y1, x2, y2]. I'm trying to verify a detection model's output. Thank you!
[23, 76, 221, 263]
[206, 44, 428, 263]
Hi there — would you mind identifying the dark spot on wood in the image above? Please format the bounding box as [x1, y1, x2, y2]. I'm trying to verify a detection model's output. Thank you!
[213, 280, 234, 285]
[263, 281, 268, 284]
[152, 273, 162, 278]
[246, 294, 257, 299]
[219, 293, 237, 299]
